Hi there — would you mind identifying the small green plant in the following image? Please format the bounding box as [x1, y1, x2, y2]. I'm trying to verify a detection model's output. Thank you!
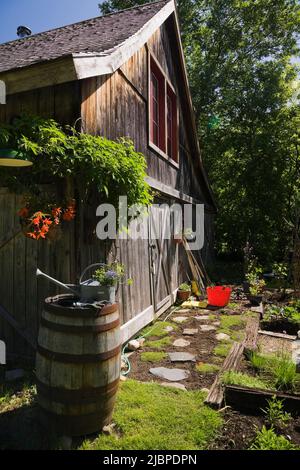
[272, 353, 297, 392]
[250, 426, 298, 450]
[140, 352, 167, 363]
[246, 266, 266, 295]
[93, 263, 133, 287]
[178, 283, 191, 292]
[248, 351, 273, 373]
[196, 363, 220, 374]
[272, 262, 288, 290]
[222, 371, 270, 389]
[264, 304, 300, 324]
[262, 396, 292, 430]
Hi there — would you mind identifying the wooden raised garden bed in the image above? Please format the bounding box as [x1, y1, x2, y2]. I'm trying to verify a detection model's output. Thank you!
[225, 385, 300, 416]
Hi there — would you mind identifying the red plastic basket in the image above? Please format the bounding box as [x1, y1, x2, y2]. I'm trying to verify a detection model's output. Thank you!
[206, 286, 232, 307]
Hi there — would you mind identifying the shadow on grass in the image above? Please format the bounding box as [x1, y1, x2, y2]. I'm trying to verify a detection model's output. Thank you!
[0, 380, 59, 450]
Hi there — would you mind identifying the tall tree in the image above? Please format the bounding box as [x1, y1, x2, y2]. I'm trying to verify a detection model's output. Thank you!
[99, 0, 300, 262]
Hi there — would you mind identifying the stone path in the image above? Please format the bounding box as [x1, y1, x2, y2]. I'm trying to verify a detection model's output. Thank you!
[173, 338, 190, 347]
[168, 352, 196, 362]
[183, 328, 198, 336]
[172, 316, 188, 324]
[194, 315, 210, 321]
[199, 324, 216, 332]
[150, 367, 190, 382]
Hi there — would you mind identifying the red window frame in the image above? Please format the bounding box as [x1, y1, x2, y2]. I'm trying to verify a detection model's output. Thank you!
[167, 85, 178, 162]
[150, 58, 165, 153]
[149, 55, 178, 164]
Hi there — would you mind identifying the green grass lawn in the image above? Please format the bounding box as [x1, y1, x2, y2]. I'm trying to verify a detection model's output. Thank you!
[80, 380, 222, 450]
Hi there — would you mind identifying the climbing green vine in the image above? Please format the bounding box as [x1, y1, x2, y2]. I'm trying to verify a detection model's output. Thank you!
[0, 115, 152, 208]
[0, 115, 152, 239]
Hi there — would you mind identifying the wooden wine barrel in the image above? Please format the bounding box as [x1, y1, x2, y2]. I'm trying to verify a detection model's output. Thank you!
[35, 294, 121, 436]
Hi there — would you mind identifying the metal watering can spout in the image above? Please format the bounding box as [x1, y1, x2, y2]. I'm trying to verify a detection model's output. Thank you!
[36, 268, 78, 296]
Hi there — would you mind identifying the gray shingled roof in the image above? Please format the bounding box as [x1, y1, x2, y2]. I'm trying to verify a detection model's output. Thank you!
[0, 0, 170, 74]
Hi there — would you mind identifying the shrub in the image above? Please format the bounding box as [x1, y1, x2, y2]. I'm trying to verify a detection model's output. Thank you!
[250, 426, 299, 450]
[248, 351, 276, 373]
[262, 396, 292, 430]
[272, 353, 298, 392]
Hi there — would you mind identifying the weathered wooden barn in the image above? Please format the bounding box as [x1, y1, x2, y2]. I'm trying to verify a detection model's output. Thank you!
[0, 0, 216, 360]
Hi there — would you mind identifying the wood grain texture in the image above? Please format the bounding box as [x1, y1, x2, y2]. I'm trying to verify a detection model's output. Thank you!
[35, 296, 121, 436]
[205, 342, 245, 409]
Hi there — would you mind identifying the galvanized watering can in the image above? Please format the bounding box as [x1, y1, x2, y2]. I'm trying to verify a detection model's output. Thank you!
[36, 263, 116, 303]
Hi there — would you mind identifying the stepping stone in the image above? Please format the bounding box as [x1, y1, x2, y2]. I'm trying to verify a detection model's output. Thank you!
[194, 315, 210, 321]
[176, 309, 190, 314]
[183, 328, 198, 336]
[169, 352, 196, 362]
[164, 326, 174, 333]
[172, 316, 188, 324]
[200, 309, 212, 314]
[212, 321, 220, 326]
[161, 382, 187, 391]
[199, 324, 216, 332]
[216, 332, 231, 341]
[173, 338, 190, 347]
[150, 367, 190, 382]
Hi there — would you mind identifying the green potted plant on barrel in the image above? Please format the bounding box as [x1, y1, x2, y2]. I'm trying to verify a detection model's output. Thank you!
[92, 262, 132, 303]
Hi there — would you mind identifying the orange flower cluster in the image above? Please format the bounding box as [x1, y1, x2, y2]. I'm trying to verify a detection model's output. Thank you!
[26, 211, 53, 240]
[18, 200, 76, 241]
[62, 200, 76, 222]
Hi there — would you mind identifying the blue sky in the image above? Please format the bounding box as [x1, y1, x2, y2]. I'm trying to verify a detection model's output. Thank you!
[0, 0, 103, 44]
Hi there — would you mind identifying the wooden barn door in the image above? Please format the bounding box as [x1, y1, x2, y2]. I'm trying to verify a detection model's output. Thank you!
[149, 199, 178, 314]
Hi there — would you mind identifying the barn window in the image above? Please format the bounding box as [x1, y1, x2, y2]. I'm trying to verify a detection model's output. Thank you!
[149, 55, 178, 164]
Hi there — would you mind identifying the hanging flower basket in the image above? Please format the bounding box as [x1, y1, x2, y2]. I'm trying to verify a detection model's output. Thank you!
[18, 197, 76, 241]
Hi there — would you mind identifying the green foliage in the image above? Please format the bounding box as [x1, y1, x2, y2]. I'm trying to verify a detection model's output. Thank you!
[141, 321, 177, 338]
[264, 304, 300, 324]
[80, 379, 223, 450]
[219, 314, 245, 337]
[93, 262, 125, 287]
[262, 396, 292, 429]
[222, 371, 270, 390]
[140, 351, 167, 363]
[250, 426, 299, 450]
[196, 362, 220, 374]
[184, 1, 300, 262]
[248, 351, 275, 373]
[272, 353, 298, 392]
[248, 351, 299, 392]
[213, 342, 232, 357]
[245, 266, 266, 295]
[178, 283, 191, 292]
[145, 336, 172, 349]
[0, 115, 152, 210]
